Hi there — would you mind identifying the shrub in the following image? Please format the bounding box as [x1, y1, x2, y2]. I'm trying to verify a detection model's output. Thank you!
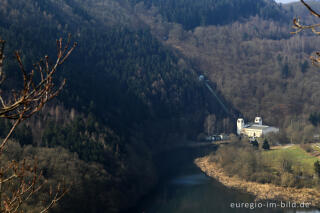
[314, 160, 320, 178]
[300, 143, 313, 153]
[280, 172, 295, 187]
[251, 171, 275, 184]
[262, 139, 270, 150]
[279, 153, 293, 173]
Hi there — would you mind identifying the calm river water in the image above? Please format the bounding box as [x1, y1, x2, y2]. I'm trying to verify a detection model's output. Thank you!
[129, 146, 320, 213]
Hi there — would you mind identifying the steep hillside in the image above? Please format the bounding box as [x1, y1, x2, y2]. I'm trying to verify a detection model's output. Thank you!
[133, 0, 320, 142]
[0, 0, 229, 212]
[3, 0, 318, 211]
[130, 0, 288, 30]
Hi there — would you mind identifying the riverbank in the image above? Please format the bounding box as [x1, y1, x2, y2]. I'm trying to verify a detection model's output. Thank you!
[195, 156, 320, 207]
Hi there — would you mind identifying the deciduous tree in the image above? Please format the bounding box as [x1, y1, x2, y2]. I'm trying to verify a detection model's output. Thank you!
[0, 35, 76, 212]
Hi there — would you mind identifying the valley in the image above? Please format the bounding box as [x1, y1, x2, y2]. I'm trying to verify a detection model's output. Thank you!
[0, 0, 320, 212]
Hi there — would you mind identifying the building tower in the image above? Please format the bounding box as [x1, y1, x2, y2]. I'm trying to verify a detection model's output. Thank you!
[237, 118, 244, 135]
[254, 117, 262, 125]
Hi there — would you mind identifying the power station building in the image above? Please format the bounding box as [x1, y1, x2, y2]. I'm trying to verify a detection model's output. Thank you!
[237, 117, 279, 138]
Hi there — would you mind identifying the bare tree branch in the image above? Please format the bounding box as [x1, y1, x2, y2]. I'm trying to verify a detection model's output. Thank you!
[0, 35, 76, 212]
[292, 0, 320, 65]
[0, 34, 76, 121]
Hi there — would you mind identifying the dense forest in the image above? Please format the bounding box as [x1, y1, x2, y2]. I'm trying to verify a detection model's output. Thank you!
[132, 0, 320, 143]
[1, 0, 320, 212]
[130, 0, 288, 30]
[0, 0, 228, 212]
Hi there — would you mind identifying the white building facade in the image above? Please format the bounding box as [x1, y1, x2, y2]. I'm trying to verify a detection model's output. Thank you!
[237, 117, 279, 138]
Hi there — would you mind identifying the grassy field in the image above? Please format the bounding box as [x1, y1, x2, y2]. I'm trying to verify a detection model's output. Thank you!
[262, 145, 319, 175]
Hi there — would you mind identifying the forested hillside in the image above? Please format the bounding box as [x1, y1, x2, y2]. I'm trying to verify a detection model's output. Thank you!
[2, 0, 320, 212]
[0, 0, 228, 212]
[130, 0, 288, 30]
[132, 0, 320, 143]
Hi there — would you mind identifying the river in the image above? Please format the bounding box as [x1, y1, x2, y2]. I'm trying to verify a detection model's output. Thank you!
[129, 145, 320, 213]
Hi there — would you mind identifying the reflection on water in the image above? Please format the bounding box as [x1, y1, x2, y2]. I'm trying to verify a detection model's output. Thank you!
[138, 173, 320, 213]
[170, 174, 210, 186]
[131, 147, 320, 213]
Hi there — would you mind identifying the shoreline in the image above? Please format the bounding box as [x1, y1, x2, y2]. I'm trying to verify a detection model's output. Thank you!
[194, 156, 320, 208]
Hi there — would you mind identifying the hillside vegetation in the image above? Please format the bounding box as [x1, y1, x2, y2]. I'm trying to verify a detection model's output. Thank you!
[130, 0, 288, 30]
[0, 0, 228, 212]
[213, 144, 319, 188]
[2, 0, 320, 212]
[133, 0, 320, 141]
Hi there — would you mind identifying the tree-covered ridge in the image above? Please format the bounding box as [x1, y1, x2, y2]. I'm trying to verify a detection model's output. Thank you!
[130, 0, 288, 30]
[135, 0, 320, 143]
[0, 0, 211, 124]
[0, 0, 216, 140]
[0, 0, 229, 212]
[59, 27, 214, 141]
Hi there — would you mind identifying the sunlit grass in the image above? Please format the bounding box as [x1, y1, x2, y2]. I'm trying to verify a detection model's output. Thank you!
[262, 145, 319, 174]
